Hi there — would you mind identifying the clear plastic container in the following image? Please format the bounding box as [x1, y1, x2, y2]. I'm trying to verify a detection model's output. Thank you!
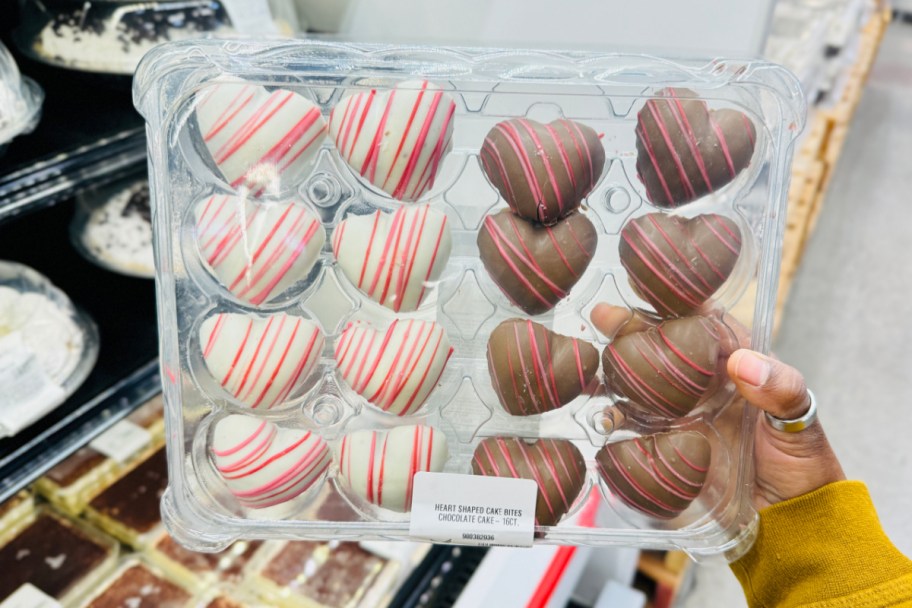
[134, 40, 804, 559]
[0, 41, 43, 152]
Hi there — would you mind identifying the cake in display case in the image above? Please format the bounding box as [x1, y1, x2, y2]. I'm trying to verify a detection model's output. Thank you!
[15, 0, 235, 75]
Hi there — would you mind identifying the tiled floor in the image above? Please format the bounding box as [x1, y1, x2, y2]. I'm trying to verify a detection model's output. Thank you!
[682, 18, 912, 608]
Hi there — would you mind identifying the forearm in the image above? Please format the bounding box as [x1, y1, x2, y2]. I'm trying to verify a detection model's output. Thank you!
[731, 481, 912, 607]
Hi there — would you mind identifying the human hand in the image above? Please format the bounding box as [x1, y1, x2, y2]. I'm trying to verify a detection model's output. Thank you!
[590, 303, 845, 511]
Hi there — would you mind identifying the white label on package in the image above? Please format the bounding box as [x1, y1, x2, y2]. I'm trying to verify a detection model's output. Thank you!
[89, 419, 152, 464]
[0, 584, 62, 608]
[0, 332, 66, 437]
[409, 472, 537, 547]
[221, 0, 279, 35]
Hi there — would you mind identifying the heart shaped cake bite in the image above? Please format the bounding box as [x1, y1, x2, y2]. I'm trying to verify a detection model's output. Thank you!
[337, 424, 448, 512]
[332, 204, 452, 312]
[602, 316, 720, 419]
[472, 437, 586, 527]
[329, 80, 456, 202]
[194, 195, 326, 306]
[196, 81, 327, 196]
[478, 210, 598, 314]
[481, 118, 605, 224]
[334, 319, 453, 416]
[636, 88, 756, 208]
[211, 415, 331, 509]
[620, 213, 742, 316]
[200, 312, 325, 410]
[596, 431, 711, 519]
[487, 319, 599, 416]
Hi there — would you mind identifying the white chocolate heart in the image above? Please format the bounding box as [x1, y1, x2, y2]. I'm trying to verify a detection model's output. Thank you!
[334, 319, 452, 416]
[200, 312, 324, 410]
[329, 80, 455, 202]
[337, 425, 448, 512]
[194, 194, 326, 306]
[196, 81, 327, 196]
[332, 204, 452, 312]
[211, 415, 331, 509]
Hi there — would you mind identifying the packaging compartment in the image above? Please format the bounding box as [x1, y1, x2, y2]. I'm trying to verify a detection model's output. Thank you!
[134, 40, 803, 558]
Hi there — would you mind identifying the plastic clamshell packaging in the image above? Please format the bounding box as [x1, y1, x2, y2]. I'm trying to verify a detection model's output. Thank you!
[134, 40, 804, 559]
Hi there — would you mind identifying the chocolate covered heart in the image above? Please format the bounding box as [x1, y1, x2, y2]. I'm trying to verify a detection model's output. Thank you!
[334, 319, 453, 416]
[480, 118, 605, 224]
[329, 80, 456, 202]
[596, 431, 710, 519]
[602, 316, 720, 418]
[195, 194, 326, 306]
[620, 213, 742, 316]
[487, 319, 599, 416]
[332, 204, 452, 312]
[200, 312, 325, 410]
[477, 210, 598, 314]
[212, 415, 331, 509]
[338, 424, 448, 512]
[635, 88, 756, 208]
[472, 437, 586, 526]
[196, 81, 327, 196]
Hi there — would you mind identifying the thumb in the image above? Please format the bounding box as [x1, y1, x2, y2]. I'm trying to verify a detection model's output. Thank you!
[727, 349, 811, 421]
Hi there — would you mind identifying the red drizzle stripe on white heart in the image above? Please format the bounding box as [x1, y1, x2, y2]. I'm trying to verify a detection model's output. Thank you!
[222, 432, 330, 509]
[339, 425, 438, 510]
[203, 313, 324, 410]
[331, 81, 455, 201]
[334, 319, 452, 416]
[201, 84, 258, 143]
[331, 205, 449, 312]
[212, 416, 331, 509]
[200, 86, 326, 195]
[196, 195, 323, 305]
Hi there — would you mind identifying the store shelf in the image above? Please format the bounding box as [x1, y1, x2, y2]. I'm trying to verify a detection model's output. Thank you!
[0, 200, 159, 503]
[0, 39, 145, 225]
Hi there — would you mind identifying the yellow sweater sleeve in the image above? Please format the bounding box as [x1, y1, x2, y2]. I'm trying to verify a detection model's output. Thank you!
[730, 481, 912, 607]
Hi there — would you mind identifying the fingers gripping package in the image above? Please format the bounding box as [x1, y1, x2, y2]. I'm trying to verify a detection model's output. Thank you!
[133, 40, 804, 558]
